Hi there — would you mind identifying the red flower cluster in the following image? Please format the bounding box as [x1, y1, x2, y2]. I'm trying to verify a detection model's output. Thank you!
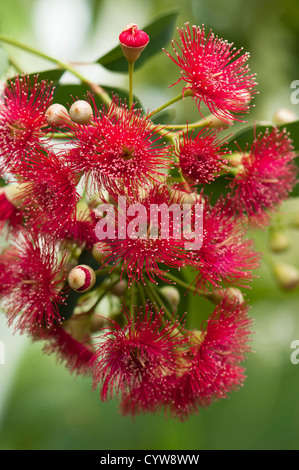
[0, 21, 297, 421]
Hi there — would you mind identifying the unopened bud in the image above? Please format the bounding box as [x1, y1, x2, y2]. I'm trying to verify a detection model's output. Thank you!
[170, 187, 197, 205]
[206, 114, 233, 130]
[45, 103, 71, 126]
[68, 265, 96, 293]
[272, 108, 297, 125]
[89, 314, 108, 332]
[92, 242, 112, 264]
[119, 23, 149, 64]
[229, 89, 252, 107]
[273, 262, 299, 291]
[269, 230, 290, 253]
[69, 100, 93, 125]
[111, 279, 128, 297]
[207, 287, 244, 305]
[160, 285, 180, 309]
[4, 182, 29, 208]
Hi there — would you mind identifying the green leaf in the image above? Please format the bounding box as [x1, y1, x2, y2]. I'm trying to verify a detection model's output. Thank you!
[52, 83, 143, 109]
[7, 68, 65, 88]
[96, 10, 179, 72]
[0, 46, 9, 78]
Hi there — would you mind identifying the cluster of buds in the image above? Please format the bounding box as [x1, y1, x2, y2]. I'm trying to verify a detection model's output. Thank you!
[0, 22, 297, 420]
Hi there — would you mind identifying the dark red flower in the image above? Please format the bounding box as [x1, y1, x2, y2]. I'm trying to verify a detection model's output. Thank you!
[42, 326, 97, 375]
[187, 198, 260, 291]
[165, 23, 257, 122]
[95, 183, 190, 284]
[90, 303, 187, 407]
[0, 232, 68, 334]
[15, 148, 80, 234]
[68, 98, 171, 196]
[0, 188, 23, 235]
[176, 127, 229, 184]
[227, 127, 298, 227]
[165, 299, 253, 420]
[0, 75, 53, 173]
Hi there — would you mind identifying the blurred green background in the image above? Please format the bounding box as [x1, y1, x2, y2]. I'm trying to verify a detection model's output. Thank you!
[1, 0, 299, 450]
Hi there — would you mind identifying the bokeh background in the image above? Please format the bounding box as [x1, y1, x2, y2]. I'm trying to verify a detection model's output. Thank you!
[1, 0, 299, 450]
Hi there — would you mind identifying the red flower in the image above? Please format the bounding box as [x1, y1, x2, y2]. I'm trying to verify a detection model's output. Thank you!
[68, 98, 171, 196]
[0, 75, 53, 173]
[227, 127, 298, 227]
[90, 303, 187, 407]
[165, 23, 257, 122]
[0, 232, 68, 334]
[176, 127, 229, 184]
[15, 148, 80, 234]
[165, 300, 253, 420]
[187, 198, 260, 291]
[95, 183, 189, 284]
[42, 326, 97, 375]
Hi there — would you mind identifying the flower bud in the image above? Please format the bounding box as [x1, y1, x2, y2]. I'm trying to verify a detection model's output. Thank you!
[111, 279, 128, 297]
[45, 103, 71, 126]
[68, 265, 96, 293]
[272, 108, 297, 125]
[89, 314, 108, 332]
[206, 114, 233, 130]
[159, 285, 180, 309]
[69, 100, 93, 125]
[273, 262, 299, 291]
[169, 187, 197, 205]
[119, 23, 149, 64]
[269, 229, 290, 253]
[207, 287, 244, 305]
[92, 242, 112, 264]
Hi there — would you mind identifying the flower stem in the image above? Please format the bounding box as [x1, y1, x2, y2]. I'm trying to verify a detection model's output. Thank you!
[144, 279, 173, 321]
[0, 34, 112, 106]
[164, 271, 200, 294]
[147, 91, 192, 119]
[128, 61, 134, 109]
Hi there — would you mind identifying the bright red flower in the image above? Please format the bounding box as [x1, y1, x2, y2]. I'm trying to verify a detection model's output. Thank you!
[165, 299, 253, 420]
[15, 148, 80, 234]
[165, 23, 257, 122]
[68, 98, 171, 196]
[227, 127, 298, 227]
[90, 303, 187, 407]
[0, 75, 53, 173]
[176, 127, 229, 184]
[0, 232, 68, 334]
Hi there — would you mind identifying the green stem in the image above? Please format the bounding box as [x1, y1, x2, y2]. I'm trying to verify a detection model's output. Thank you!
[0, 34, 112, 106]
[164, 271, 201, 295]
[147, 90, 193, 120]
[164, 117, 211, 131]
[145, 279, 173, 321]
[128, 61, 134, 109]
[128, 281, 136, 315]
